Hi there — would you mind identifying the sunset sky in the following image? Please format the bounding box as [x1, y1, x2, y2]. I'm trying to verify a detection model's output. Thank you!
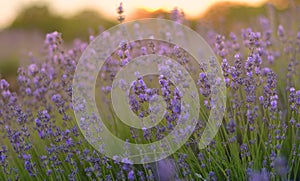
[0, 0, 268, 29]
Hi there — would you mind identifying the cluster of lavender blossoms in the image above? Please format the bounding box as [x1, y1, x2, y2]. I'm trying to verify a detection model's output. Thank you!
[1, 4, 300, 181]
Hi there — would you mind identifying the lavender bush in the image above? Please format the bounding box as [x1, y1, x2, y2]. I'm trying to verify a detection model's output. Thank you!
[1, 4, 300, 181]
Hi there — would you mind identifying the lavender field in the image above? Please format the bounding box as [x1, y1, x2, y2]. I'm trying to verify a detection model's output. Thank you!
[1, 1, 300, 181]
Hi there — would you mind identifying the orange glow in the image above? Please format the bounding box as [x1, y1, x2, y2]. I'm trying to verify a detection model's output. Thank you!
[0, 0, 270, 29]
[142, 7, 162, 13]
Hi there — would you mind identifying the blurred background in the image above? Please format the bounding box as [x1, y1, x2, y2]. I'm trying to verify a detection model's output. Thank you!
[0, 0, 299, 90]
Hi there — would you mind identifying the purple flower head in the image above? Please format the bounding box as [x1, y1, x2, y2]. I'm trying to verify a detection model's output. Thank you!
[0, 79, 9, 90]
[274, 156, 288, 176]
[28, 64, 38, 76]
[1, 90, 11, 98]
[249, 169, 269, 181]
[45, 31, 61, 45]
[23, 154, 32, 161]
[226, 119, 236, 134]
[51, 94, 61, 103]
[141, 47, 147, 55]
[259, 96, 264, 103]
[121, 157, 133, 165]
[42, 110, 50, 119]
[199, 72, 206, 80]
[38, 130, 45, 139]
[262, 67, 271, 76]
[128, 170, 135, 181]
[290, 118, 296, 125]
[25, 88, 31, 95]
[156, 158, 177, 181]
[297, 31, 300, 39]
[117, 2, 124, 15]
[35, 118, 41, 127]
[270, 100, 277, 109]
[0, 154, 6, 162]
[290, 87, 295, 92]
[277, 25, 285, 37]
[208, 171, 217, 180]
